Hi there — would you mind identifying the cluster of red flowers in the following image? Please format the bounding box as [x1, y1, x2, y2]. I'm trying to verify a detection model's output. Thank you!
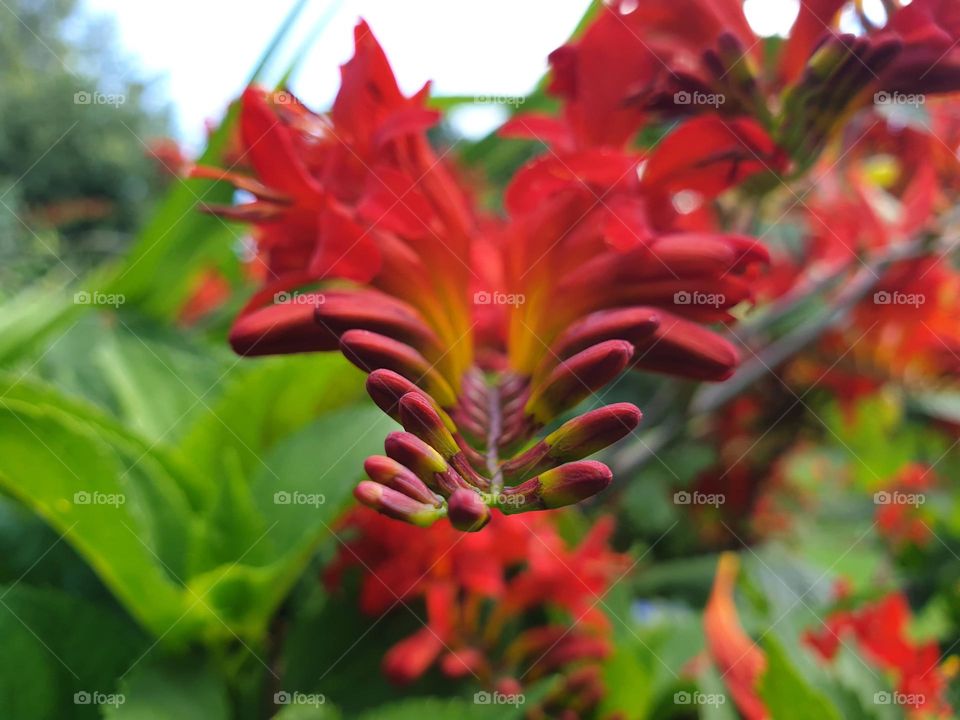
[325, 508, 627, 718]
[760, 101, 960, 407]
[198, 14, 779, 532]
[806, 592, 953, 717]
[187, 0, 960, 711]
[194, 0, 960, 534]
[705, 554, 954, 719]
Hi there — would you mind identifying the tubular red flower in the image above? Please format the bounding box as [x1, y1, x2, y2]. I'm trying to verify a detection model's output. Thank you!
[704, 553, 769, 720]
[204, 19, 775, 531]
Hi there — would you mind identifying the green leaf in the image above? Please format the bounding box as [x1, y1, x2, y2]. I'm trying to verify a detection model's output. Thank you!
[179, 354, 366, 495]
[356, 697, 525, 720]
[187, 404, 398, 640]
[599, 604, 705, 719]
[104, 659, 230, 720]
[0, 584, 147, 719]
[272, 705, 341, 720]
[0, 279, 81, 366]
[758, 636, 843, 720]
[0, 399, 193, 639]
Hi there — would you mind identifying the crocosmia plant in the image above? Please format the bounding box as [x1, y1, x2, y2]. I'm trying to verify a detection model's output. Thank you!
[6, 0, 960, 718]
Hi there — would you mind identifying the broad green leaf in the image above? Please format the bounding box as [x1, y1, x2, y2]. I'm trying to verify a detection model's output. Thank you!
[272, 705, 341, 720]
[0, 279, 81, 366]
[0, 400, 195, 638]
[104, 659, 229, 720]
[599, 604, 705, 719]
[179, 354, 367, 500]
[696, 665, 738, 720]
[91, 320, 228, 443]
[0, 584, 147, 719]
[758, 636, 843, 720]
[186, 404, 398, 641]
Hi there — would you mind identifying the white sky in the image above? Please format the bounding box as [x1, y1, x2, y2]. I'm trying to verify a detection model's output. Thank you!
[80, 0, 804, 148]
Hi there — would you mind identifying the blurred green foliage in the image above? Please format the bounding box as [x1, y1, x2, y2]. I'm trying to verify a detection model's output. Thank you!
[0, 0, 172, 290]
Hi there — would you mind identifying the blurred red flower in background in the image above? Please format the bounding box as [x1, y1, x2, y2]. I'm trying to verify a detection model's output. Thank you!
[875, 463, 937, 550]
[705, 554, 954, 719]
[806, 593, 953, 718]
[325, 509, 627, 717]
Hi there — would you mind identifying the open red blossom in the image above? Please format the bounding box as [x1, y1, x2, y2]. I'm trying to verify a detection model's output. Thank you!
[805, 593, 953, 718]
[325, 508, 627, 718]
[535, 0, 960, 178]
[201, 19, 771, 531]
[707, 556, 954, 720]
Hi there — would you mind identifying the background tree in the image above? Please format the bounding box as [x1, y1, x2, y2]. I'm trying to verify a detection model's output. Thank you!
[0, 0, 173, 291]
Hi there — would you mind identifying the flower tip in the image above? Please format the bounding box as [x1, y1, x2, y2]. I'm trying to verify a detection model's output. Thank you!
[383, 629, 442, 685]
[398, 392, 459, 456]
[538, 460, 613, 508]
[365, 369, 407, 420]
[354, 479, 382, 503]
[447, 488, 491, 532]
[228, 303, 337, 356]
[354, 480, 442, 526]
[528, 340, 635, 424]
[364, 455, 440, 506]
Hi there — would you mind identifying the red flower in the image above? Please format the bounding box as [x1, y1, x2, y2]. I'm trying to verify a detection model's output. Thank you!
[875, 464, 936, 550]
[202, 19, 771, 531]
[542, 0, 757, 148]
[177, 268, 232, 326]
[325, 508, 626, 717]
[806, 593, 953, 718]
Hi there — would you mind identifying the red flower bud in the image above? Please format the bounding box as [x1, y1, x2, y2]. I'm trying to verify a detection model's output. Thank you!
[549, 306, 660, 362]
[398, 392, 460, 457]
[366, 369, 456, 427]
[384, 432, 468, 496]
[440, 648, 485, 678]
[354, 481, 443, 527]
[229, 301, 337, 356]
[340, 330, 457, 407]
[363, 455, 440, 506]
[634, 313, 738, 381]
[502, 403, 641, 482]
[383, 627, 443, 685]
[315, 290, 444, 358]
[446, 488, 491, 532]
[526, 341, 634, 424]
[501, 460, 613, 512]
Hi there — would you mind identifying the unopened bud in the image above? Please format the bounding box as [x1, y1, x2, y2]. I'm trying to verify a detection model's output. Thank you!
[501, 461, 613, 512]
[364, 456, 441, 506]
[340, 330, 456, 406]
[526, 341, 634, 424]
[354, 481, 443, 527]
[229, 302, 337, 356]
[446, 488, 491, 532]
[503, 403, 641, 481]
[384, 432, 469, 496]
[366, 369, 457, 431]
[399, 392, 460, 457]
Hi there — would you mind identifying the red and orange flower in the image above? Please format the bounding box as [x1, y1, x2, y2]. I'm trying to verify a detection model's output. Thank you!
[326, 508, 627, 718]
[197, 19, 771, 531]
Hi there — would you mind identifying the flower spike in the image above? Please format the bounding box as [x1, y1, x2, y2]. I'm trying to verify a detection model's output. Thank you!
[206, 19, 773, 531]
